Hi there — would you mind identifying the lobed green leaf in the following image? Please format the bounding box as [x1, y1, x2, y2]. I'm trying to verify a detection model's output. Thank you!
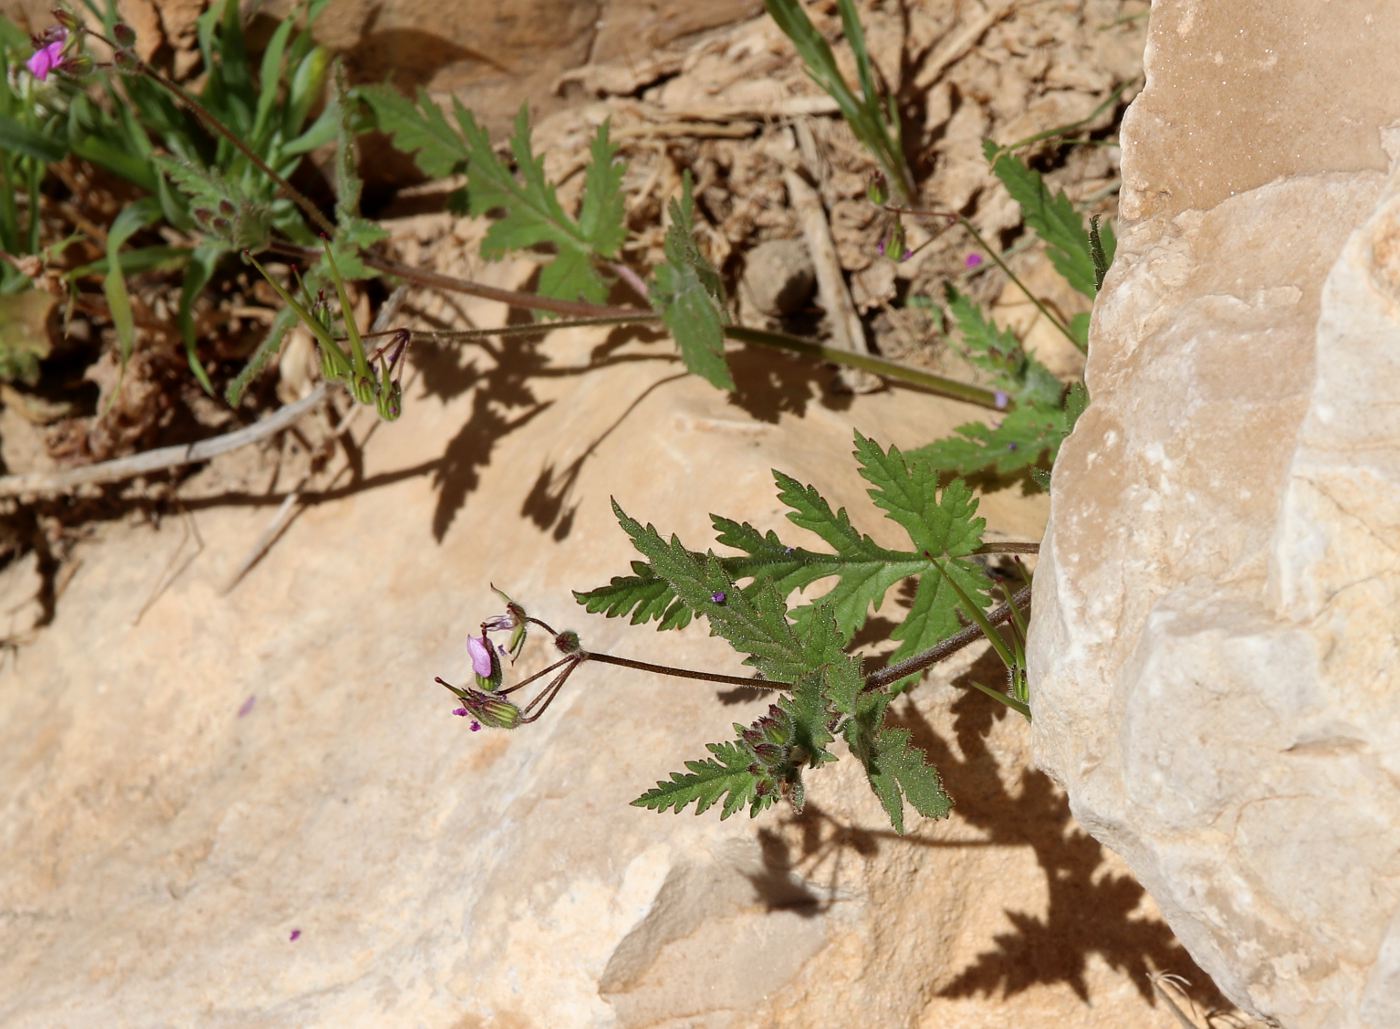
[648, 172, 732, 389]
[983, 140, 1100, 298]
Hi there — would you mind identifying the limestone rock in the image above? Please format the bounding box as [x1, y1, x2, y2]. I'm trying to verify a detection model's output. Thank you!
[1028, 4, 1400, 1027]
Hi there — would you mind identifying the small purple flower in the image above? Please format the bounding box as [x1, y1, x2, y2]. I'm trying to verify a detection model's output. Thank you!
[26, 29, 68, 81]
[899, 248, 913, 263]
[965, 253, 984, 269]
[1007, 442, 1019, 452]
[470, 721, 482, 732]
[452, 707, 469, 717]
[289, 929, 301, 942]
[481, 613, 514, 633]
[782, 546, 794, 556]
[466, 634, 494, 678]
[711, 590, 727, 604]
[237, 694, 256, 718]
[876, 238, 887, 257]
[994, 390, 1009, 410]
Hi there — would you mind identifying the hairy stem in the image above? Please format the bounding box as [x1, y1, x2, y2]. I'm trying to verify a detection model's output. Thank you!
[863, 584, 1032, 692]
[583, 651, 787, 690]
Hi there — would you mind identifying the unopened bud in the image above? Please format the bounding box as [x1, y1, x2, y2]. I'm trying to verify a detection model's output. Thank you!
[474, 693, 521, 730]
[867, 172, 888, 206]
[350, 373, 375, 406]
[376, 382, 402, 421]
[51, 8, 80, 30]
[112, 22, 136, 47]
[554, 630, 581, 655]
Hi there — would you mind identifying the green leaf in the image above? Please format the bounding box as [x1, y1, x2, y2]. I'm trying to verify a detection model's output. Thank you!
[887, 555, 991, 678]
[356, 84, 468, 178]
[103, 198, 163, 371]
[225, 303, 297, 406]
[853, 432, 985, 558]
[1068, 311, 1091, 350]
[611, 499, 808, 684]
[1064, 380, 1089, 432]
[573, 561, 696, 630]
[944, 287, 1063, 408]
[983, 139, 1098, 298]
[0, 111, 66, 164]
[252, 16, 295, 146]
[648, 172, 732, 390]
[582, 433, 993, 688]
[633, 740, 774, 819]
[462, 103, 625, 307]
[179, 243, 225, 396]
[714, 472, 921, 639]
[577, 119, 626, 259]
[848, 725, 952, 833]
[909, 404, 1071, 482]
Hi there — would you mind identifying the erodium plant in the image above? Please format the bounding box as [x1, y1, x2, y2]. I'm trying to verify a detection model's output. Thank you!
[17, 2, 1117, 834]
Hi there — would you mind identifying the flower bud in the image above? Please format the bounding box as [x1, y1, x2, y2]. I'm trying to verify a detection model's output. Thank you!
[750, 742, 786, 768]
[51, 8, 80, 30]
[467, 633, 502, 692]
[554, 630, 581, 655]
[376, 382, 402, 421]
[112, 22, 136, 47]
[867, 172, 888, 206]
[350, 372, 375, 406]
[883, 219, 905, 264]
[473, 692, 521, 730]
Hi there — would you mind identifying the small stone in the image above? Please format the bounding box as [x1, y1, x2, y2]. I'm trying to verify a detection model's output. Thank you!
[740, 239, 816, 318]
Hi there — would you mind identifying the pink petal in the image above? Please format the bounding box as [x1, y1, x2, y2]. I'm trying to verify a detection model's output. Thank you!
[466, 634, 494, 678]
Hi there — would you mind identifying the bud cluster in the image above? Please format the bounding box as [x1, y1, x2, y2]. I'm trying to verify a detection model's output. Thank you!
[738, 704, 808, 811]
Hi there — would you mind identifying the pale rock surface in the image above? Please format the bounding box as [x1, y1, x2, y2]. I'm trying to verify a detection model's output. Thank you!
[1029, 3, 1400, 1027]
[0, 253, 1213, 1024]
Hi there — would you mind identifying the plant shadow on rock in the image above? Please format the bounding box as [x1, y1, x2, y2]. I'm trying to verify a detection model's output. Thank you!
[743, 645, 1232, 1010]
[519, 338, 856, 540]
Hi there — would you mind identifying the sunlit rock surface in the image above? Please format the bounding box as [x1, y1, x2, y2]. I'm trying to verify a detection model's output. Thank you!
[1029, 3, 1400, 1026]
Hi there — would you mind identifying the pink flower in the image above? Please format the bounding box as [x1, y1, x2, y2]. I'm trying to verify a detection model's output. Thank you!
[964, 252, 984, 269]
[466, 634, 494, 678]
[26, 29, 68, 81]
[289, 929, 301, 942]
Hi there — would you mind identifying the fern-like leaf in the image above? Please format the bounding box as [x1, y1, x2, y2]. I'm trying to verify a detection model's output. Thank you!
[633, 740, 772, 819]
[581, 435, 993, 680]
[355, 84, 469, 178]
[649, 172, 732, 389]
[847, 723, 952, 834]
[983, 140, 1100, 298]
[945, 287, 1064, 408]
[908, 405, 1070, 481]
[462, 104, 626, 308]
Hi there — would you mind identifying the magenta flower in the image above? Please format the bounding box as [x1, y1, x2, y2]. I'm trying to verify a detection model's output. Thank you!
[289, 929, 301, 942]
[451, 707, 482, 731]
[26, 29, 68, 81]
[964, 253, 984, 269]
[710, 590, 726, 604]
[466, 634, 494, 678]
